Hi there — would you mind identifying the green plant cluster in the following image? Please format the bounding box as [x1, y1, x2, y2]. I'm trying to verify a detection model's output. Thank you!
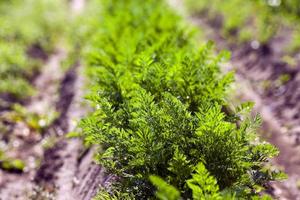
[0, 0, 67, 99]
[0, 150, 25, 172]
[81, 0, 284, 199]
[184, 0, 300, 50]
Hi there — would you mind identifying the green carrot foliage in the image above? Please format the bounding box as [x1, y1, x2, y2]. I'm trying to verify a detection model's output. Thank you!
[81, 0, 284, 199]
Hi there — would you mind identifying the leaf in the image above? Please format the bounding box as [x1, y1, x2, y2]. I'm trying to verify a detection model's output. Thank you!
[150, 175, 181, 200]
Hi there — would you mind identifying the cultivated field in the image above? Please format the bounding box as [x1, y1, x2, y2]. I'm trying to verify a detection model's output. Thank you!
[0, 0, 299, 199]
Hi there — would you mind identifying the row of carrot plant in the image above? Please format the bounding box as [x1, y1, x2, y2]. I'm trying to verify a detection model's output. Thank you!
[79, 0, 285, 199]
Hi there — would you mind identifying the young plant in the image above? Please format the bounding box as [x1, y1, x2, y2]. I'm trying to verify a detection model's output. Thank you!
[81, 0, 284, 199]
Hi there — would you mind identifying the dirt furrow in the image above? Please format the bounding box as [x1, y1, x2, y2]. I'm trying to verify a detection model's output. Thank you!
[34, 45, 105, 200]
[33, 0, 108, 199]
[73, 147, 106, 200]
[34, 64, 82, 198]
[28, 48, 67, 116]
[53, 65, 84, 200]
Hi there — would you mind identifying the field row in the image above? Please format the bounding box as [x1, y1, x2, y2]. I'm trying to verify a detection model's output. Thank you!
[80, 0, 286, 199]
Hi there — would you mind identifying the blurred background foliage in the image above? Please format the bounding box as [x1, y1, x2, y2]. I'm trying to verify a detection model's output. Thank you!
[0, 0, 68, 172]
[185, 0, 300, 52]
[0, 0, 67, 99]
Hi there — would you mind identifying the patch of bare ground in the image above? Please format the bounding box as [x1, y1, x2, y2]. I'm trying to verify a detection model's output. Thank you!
[169, 0, 300, 199]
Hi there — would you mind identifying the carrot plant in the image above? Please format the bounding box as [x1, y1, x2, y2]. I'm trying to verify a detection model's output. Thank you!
[81, 0, 284, 199]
